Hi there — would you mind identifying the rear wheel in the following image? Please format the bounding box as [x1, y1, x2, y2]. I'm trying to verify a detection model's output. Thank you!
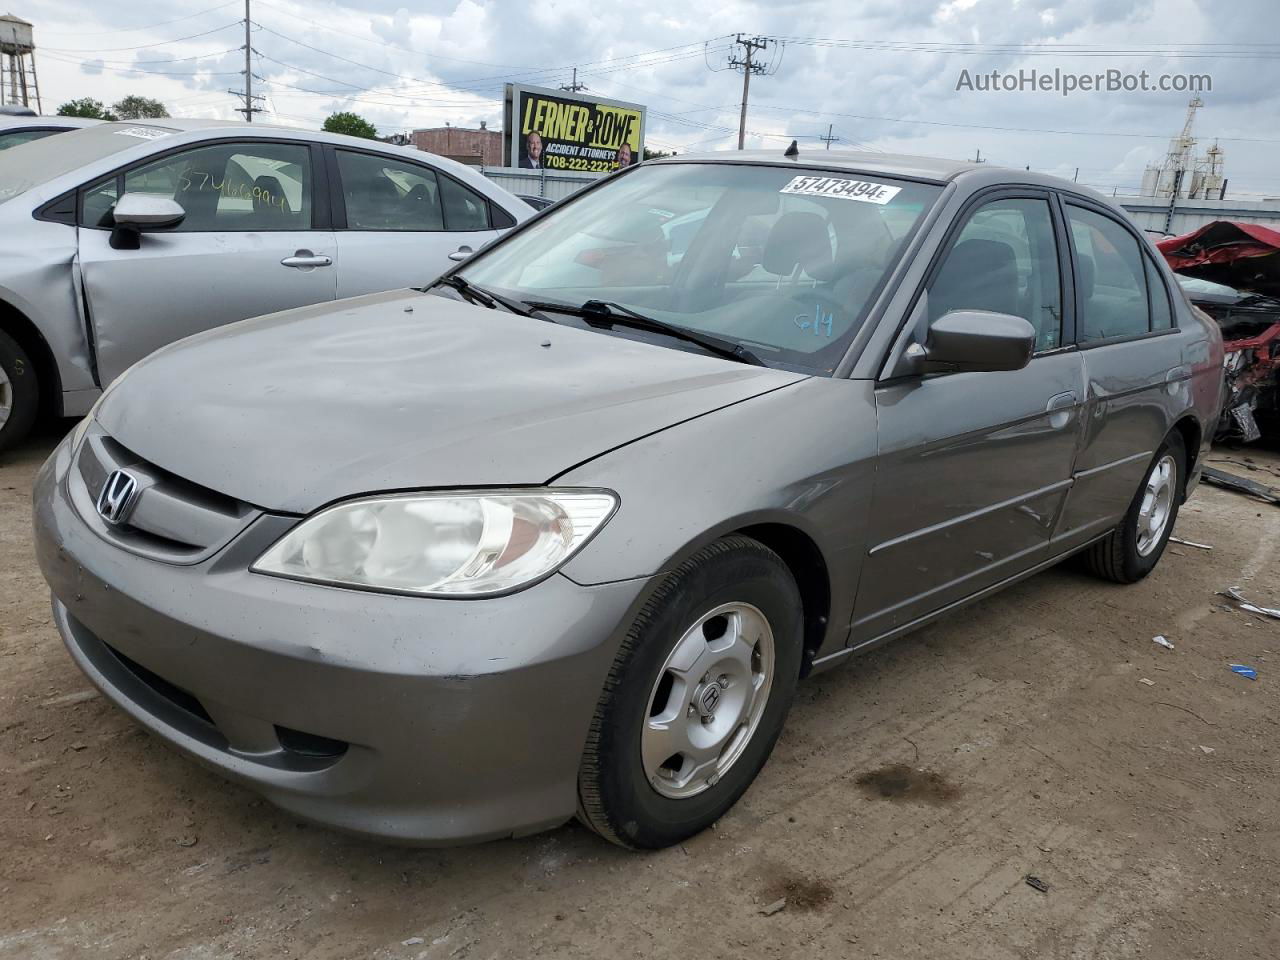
[577, 535, 803, 849]
[0, 329, 39, 453]
[1082, 431, 1186, 584]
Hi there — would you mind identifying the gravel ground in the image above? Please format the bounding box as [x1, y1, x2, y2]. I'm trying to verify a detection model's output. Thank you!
[3, 424, 1279, 960]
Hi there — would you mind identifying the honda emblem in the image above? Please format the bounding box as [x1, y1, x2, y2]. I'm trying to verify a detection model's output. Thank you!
[96, 470, 139, 526]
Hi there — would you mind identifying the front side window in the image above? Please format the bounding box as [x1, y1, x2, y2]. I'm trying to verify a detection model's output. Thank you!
[457, 163, 941, 373]
[81, 141, 313, 231]
[337, 150, 443, 231]
[1066, 205, 1150, 341]
[928, 197, 1063, 352]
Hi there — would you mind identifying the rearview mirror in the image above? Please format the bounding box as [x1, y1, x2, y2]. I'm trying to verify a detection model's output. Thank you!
[113, 193, 186, 230]
[914, 309, 1036, 373]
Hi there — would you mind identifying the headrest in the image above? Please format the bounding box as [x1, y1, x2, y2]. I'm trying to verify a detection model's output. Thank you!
[762, 211, 832, 277]
[252, 175, 290, 214]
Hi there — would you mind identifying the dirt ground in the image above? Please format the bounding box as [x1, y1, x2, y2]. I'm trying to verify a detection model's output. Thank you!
[3, 423, 1279, 960]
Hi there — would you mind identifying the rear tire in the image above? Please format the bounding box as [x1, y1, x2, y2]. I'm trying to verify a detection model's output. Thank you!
[1082, 431, 1186, 584]
[0, 329, 38, 453]
[577, 535, 803, 849]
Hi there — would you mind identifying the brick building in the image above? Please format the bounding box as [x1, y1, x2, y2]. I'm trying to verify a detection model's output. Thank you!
[410, 122, 503, 167]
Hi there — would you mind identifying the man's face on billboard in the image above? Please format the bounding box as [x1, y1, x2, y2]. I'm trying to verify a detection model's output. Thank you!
[527, 132, 542, 161]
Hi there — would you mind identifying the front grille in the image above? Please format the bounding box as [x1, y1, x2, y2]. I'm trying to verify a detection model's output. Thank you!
[72, 425, 258, 564]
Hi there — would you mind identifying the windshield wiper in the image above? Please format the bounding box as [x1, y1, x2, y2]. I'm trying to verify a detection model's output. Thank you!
[433, 275, 546, 319]
[524, 298, 767, 367]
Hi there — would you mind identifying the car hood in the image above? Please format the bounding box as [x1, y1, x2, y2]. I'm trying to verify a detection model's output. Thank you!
[96, 289, 806, 513]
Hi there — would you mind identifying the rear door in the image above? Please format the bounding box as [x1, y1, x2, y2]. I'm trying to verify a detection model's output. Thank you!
[853, 191, 1086, 643]
[77, 138, 337, 386]
[329, 148, 513, 297]
[1051, 199, 1182, 549]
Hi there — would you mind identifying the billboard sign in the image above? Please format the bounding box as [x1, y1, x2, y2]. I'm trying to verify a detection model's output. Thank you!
[504, 83, 646, 173]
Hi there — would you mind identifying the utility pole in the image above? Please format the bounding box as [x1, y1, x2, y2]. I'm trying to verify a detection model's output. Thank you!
[820, 123, 837, 149]
[228, 0, 263, 121]
[244, 0, 252, 121]
[559, 67, 587, 93]
[728, 34, 772, 150]
[972, 148, 985, 163]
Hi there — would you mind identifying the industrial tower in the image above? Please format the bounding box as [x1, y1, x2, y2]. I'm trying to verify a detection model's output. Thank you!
[1140, 97, 1226, 200]
[0, 13, 40, 112]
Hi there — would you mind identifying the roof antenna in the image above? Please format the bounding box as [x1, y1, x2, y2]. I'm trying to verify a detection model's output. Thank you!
[784, 139, 799, 158]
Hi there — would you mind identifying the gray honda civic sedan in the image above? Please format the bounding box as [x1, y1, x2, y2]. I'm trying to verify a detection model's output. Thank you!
[33, 150, 1222, 848]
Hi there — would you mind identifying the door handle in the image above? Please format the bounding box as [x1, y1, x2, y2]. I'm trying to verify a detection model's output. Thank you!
[448, 245, 473, 262]
[1046, 391, 1078, 430]
[281, 250, 332, 269]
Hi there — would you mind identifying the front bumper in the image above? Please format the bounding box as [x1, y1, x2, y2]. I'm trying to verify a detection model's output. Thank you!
[33, 437, 652, 844]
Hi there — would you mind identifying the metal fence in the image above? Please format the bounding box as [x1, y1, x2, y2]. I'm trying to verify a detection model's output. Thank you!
[479, 166, 601, 201]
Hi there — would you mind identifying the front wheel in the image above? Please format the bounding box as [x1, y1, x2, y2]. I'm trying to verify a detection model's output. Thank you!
[0, 329, 39, 453]
[1083, 431, 1186, 584]
[577, 535, 803, 849]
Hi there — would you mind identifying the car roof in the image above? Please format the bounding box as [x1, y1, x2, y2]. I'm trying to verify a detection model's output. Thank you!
[654, 148, 1112, 203]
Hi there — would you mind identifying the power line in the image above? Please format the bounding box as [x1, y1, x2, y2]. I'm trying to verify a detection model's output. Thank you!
[41, 2, 241, 38]
[42, 21, 243, 53]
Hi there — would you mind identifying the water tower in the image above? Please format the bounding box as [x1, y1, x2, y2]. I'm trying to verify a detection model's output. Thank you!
[0, 13, 41, 113]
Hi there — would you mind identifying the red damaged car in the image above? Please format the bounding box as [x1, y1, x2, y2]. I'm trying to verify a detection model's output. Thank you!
[1158, 221, 1280, 442]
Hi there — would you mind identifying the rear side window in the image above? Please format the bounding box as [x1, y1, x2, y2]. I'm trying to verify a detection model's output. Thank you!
[1145, 257, 1174, 330]
[1066, 205, 1150, 341]
[438, 175, 490, 231]
[0, 129, 60, 151]
[80, 141, 313, 231]
[337, 150, 444, 231]
[929, 197, 1063, 352]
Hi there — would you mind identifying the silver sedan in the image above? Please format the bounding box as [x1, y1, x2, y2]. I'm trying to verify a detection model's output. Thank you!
[0, 119, 531, 450]
[34, 150, 1222, 848]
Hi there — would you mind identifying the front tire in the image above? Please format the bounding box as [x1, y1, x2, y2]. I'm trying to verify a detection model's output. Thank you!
[577, 535, 803, 849]
[1083, 431, 1186, 584]
[0, 329, 39, 454]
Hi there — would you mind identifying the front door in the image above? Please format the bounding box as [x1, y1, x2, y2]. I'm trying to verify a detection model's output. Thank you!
[78, 139, 337, 386]
[853, 194, 1085, 644]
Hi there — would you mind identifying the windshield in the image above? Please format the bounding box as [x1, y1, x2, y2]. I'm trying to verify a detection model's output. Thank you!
[457, 162, 942, 373]
[0, 121, 177, 204]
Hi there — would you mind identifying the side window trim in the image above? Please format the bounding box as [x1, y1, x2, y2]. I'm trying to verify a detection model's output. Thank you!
[921, 187, 1066, 356]
[72, 136, 319, 233]
[1060, 198, 1166, 347]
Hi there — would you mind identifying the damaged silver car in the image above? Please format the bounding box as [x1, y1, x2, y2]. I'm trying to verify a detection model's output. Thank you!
[0, 119, 529, 450]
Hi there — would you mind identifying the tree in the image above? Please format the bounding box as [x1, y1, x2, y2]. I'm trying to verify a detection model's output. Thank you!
[113, 95, 168, 120]
[57, 97, 117, 120]
[643, 147, 675, 161]
[323, 111, 378, 140]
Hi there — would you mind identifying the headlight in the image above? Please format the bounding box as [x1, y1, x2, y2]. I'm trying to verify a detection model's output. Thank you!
[251, 489, 617, 597]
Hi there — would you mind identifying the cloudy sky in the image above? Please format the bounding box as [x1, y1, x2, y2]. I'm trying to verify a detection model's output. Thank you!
[24, 0, 1280, 197]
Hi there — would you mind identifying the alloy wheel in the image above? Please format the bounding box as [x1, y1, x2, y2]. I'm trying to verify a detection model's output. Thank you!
[1136, 453, 1176, 557]
[641, 601, 775, 800]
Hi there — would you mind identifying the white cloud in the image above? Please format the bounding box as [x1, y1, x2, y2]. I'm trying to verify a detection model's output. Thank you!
[25, 0, 1280, 196]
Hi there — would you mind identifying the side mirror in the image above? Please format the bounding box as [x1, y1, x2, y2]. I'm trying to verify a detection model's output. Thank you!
[912, 309, 1036, 374]
[110, 194, 186, 250]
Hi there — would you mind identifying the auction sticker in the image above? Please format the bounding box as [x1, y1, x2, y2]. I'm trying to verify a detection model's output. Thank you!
[113, 126, 172, 141]
[781, 175, 901, 205]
